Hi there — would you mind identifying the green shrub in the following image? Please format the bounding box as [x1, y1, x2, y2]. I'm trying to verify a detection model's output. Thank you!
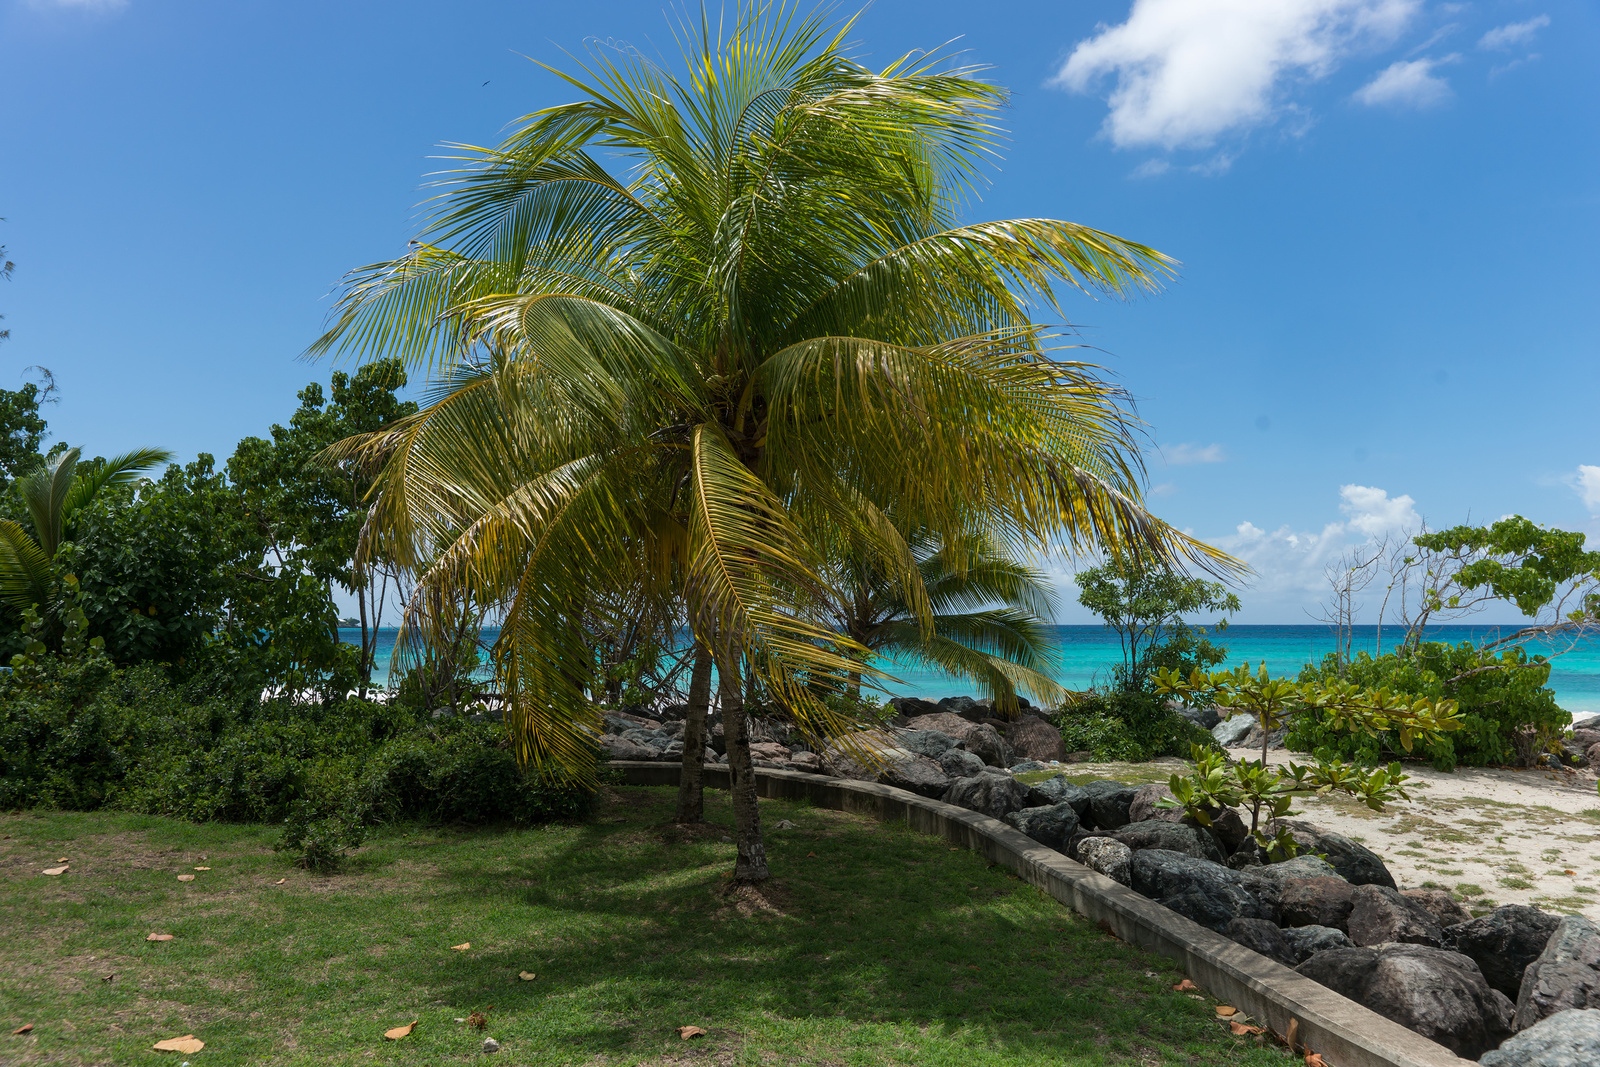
[0, 656, 600, 869]
[1050, 690, 1215, 762]
[1290, 642, 1569, 770]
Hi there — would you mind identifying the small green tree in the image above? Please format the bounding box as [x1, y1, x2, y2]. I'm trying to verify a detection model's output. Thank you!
[1075, 550, 1240, 692]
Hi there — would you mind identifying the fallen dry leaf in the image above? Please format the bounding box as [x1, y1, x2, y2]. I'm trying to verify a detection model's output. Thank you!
[146, 933, 174, 942]
[1215, 1005, 1237, 1017]
[1230, 1022, 1266, 1036]
[193, 866, 211, 871]
[467, 1011, 488, 1031]
[176, 874, 195, 882]
[1565, 869, 1577, 876]
[806, 851, 816, 858]
[42, 866, 67, 876]
[152, 1034, 204, 1053]
[102, 973, 115, 983]
[1286, 1017, 1300, 1053]
[383, 1021, 417, 1040]
[13, 1024, 33, 1035]
[1305, 1054, 1326, 1067]
[451, 942, 471, 951]
[677, 1025, 707, 1040]
[56, 857, 68, 863]
[518, 971, 537, 981]
[1173, 979, 1198, 992]
[274, 878, 286, 885]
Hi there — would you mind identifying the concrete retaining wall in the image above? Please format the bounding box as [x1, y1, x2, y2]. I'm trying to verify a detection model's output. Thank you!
[611, 761, 1473, 1067]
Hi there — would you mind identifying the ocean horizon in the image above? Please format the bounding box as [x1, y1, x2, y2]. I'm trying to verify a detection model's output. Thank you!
[339, 623, 1600, 713]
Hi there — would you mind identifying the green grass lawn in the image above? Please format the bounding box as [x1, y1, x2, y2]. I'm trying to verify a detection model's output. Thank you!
[0, 786, 1292, 1066]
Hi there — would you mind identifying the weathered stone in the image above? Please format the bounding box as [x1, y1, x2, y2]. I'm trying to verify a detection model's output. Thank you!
[1267, 818, 1396, 887]
[1347, 884, 1446, 948]
[876, 754, 952, 799]
[1009, 760, 1050, 774]
[1560, 742, 1589, 768]
[1004, 802, 1080, 851]
[941, 772, 1030, 820]
[1515, 915, 1600, 1031]
[748, 741, 791, 762]
[960, 723, 1014, 768]
[1177, 703, 1222, 730]
[1114, 819, 1225, 865]
[1225, 917, 1299, 968]
[903, 711, 980, 741]
[1446, 905, 1560, 1001]
[1130, 849, 1275, 933]
[788, 751, 822, 772]
[819, 730, 907, 780]
[1207, 807, 1250, 853]
[937, 695, 984, 718]
[888, 696, 939, 718]
[896, 729, 959, 759]
[1480, 1008, 1600, 1067]
[1297, 944, 1515, 1059]
[1127, 784, 1177, 825]
[1212, 715, 1254, 747]
[1005, 714, 1068, 763]
[1025, 775, 1090, 814]
[1248, 854, 1341, 893]
[1279, 877, 1359, 931]
[1239, 724, 1288, 751]
[600, 735, 661, 761]
[937, 747, 988, 779]
[1282, 925, 1354, 963]
[1082, 780, 1140, 831]
[1075, 836, 1132, 886]
[1587, 741, 1600, 767]
[1402, 888, 1473, 930]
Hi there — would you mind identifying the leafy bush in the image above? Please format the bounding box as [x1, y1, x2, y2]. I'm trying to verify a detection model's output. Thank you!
[1050, 690, 1214, 762]
[1289, 642, 1569, 770]
[0, 656, 599, 868]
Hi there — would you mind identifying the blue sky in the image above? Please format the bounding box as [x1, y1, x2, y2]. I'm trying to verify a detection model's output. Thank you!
[3, 0, 1596, 623]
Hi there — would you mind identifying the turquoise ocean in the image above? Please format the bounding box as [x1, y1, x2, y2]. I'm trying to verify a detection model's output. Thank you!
[340, 624, 1600, 714]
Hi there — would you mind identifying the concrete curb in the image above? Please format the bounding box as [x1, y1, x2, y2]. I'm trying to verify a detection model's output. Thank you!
[610, 761, 1474, 1067]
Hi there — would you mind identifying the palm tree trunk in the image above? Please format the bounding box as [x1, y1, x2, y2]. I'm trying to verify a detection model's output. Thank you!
[718, 652, 769, 882]
[675, 641, 714, 823]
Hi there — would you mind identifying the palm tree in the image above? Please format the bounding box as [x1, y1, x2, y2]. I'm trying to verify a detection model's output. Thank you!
[314, 5, 1240, 881]
[0, 446, 173, 628]
[824, 530, 1066, 713]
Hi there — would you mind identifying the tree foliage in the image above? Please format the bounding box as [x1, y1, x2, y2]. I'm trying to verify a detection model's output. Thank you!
[1075, 549, 1240, 691]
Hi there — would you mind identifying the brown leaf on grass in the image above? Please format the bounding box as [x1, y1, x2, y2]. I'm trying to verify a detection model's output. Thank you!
[383, 1021, 416, 1040]
[274, 878, 286, 885]
[1305, 1054, 1326, 1067]
[1215, 1006, 1237, 1017]
[1286, 1017, 1300, 1053]
[55, 857, 67, 863]
[518, 972, 537, 981]
[13, 1024, 33, 1035]
[152, 1035, 204, 1053]
[193, 866, 211, 871]
[1230, 1022, 1265, 1036]
[1173, 979, 1198, 992]
[101, 973, 115, 983]
[176, 874, 195, 882]
[677, 1026, 707, 1040]
[806, 852, 816, 858]
[146, 933, 174, 942]
[42, 866, 67, 876]
[451, 942, 471, 951]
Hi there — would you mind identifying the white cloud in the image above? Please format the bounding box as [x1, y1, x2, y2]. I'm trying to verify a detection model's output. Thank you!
[1352, 56, 1456, 108]
[1338, 483, 1420, 536]
[1479, 15, 1550, 51]
[1051, 0, 1419, 150]
[1574, 465, 1600, 514]
[1161, 442, 1226, 465]
[1130, 158, 1172, 179]
[1150, 482, 1179, 497]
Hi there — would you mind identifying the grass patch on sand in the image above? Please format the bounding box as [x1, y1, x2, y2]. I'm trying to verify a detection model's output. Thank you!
[0, 787, 1290, 1067]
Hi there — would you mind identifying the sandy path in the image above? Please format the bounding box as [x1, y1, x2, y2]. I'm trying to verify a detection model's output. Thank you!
[1054, 754, 1600, 920]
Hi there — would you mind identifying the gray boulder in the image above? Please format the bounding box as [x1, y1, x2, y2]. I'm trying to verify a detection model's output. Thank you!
[1130, 849, 1276, 933]
[1005, 714, 1068, 763]
[889, 696, 939, 719]
[1481, 1009, 1600, 1067]
[1075, 836, 1132, 886]
[1127, 783, 1177, 825]
[1296, 944, 1515, 1059]
[1178, 703, 1221, 730]
[1267, 818, 1396, 887]
[1346, 884, 1446, 948]
[902, 711, 980, 740]
[1212, 715, 1254, 747]
[1224, 917, 1299, 968]
[1282, 925, 1355, 963]
[1448, 905, 1561, 1001]
[789, 751, 822, 772]
[960, 723, 1014, 768]
[600, 735, 662, 761]
[1114, 819, 1225, 865]
[1025, 775, 1090, 814]
[1279, 877, 1359, 931]
[938, 747, 988, 779]
[1004, 802, 1080, 851]
[938, 695, 984, 718]
[1009, 760, 1050, 774]
[941, 773, 1030, 820]
[1402, 888, 1472, 929]
[1082, 780, 1140, 831]
[876, 754, 952, 799]
[1248, 854, 1340, 893]
[1515, 915, 1600, 1031]
[897, 729, 959, 759]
